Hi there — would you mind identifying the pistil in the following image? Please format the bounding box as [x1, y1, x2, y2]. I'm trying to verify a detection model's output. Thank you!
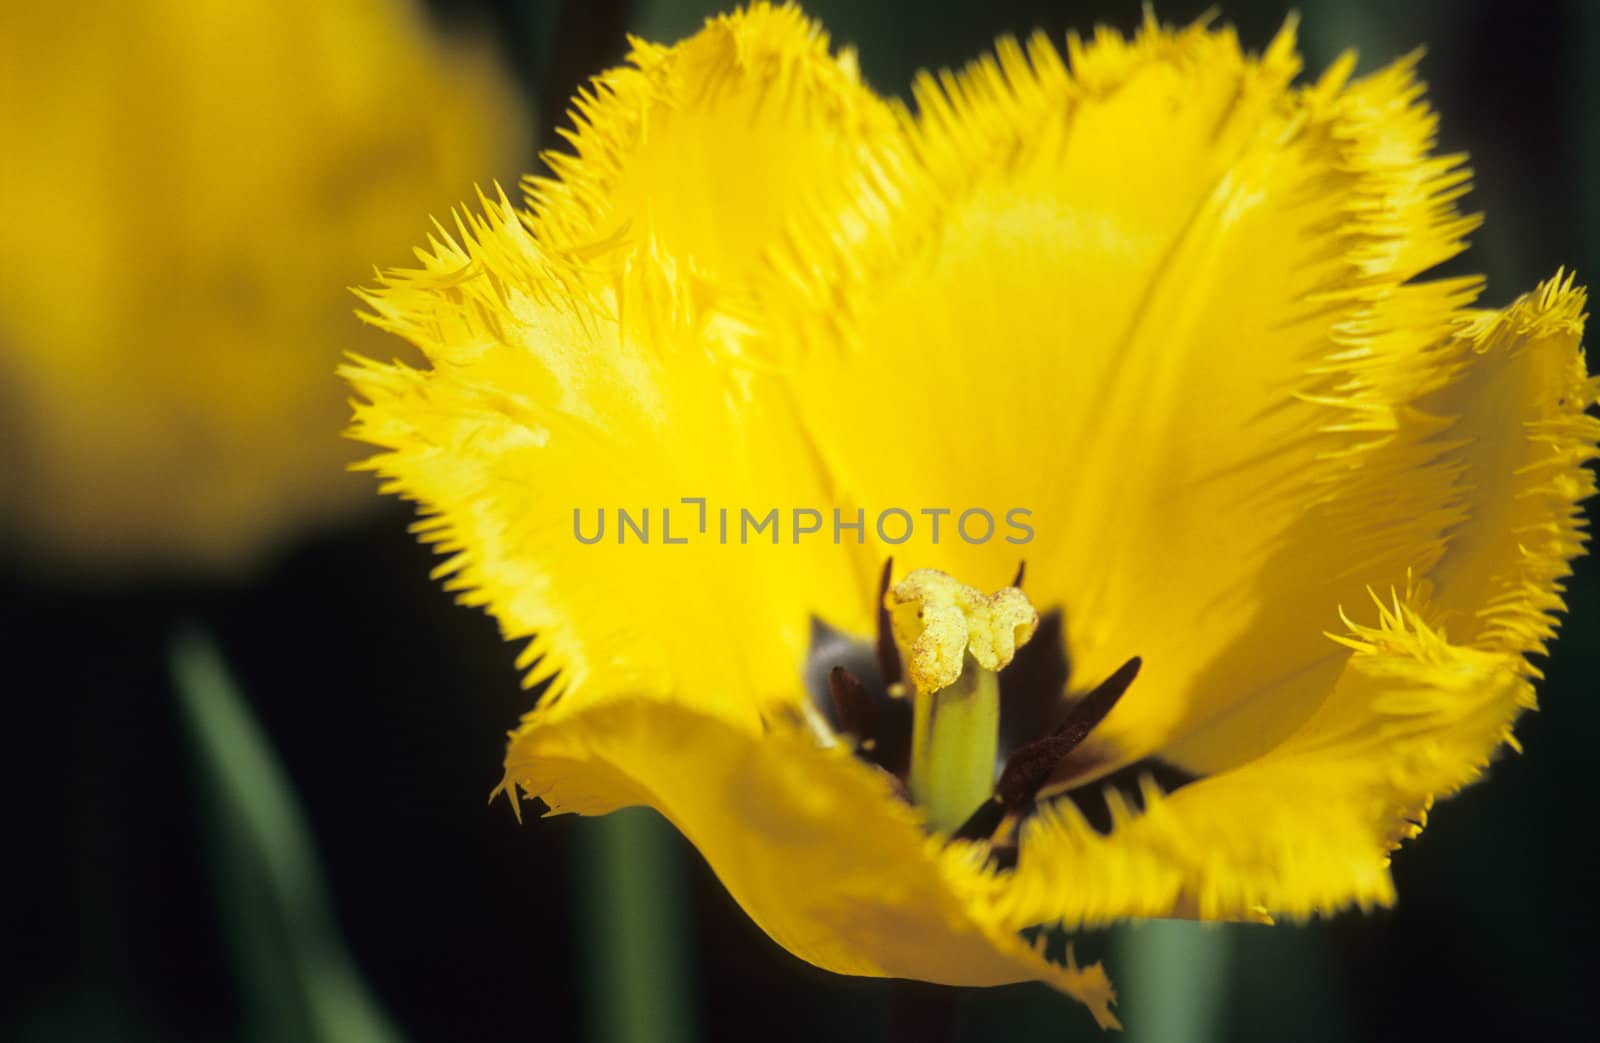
[909, 651, 1000, 832]
[886, 569, 1039, 833]
[806, 563, 1173, 863]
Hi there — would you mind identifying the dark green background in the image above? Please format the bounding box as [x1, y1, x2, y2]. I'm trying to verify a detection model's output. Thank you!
[4, 1, 1596, 1040]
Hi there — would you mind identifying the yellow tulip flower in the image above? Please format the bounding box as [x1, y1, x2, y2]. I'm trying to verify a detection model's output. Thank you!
[344, 6, 1596, 1027]
[0, 0, 527, 571]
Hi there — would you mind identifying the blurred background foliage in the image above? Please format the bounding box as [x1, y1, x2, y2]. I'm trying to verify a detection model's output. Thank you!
[2, 1, 1595, 1041]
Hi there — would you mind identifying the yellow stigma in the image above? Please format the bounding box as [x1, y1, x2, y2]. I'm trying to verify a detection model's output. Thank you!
[886, 569, 1039, 832]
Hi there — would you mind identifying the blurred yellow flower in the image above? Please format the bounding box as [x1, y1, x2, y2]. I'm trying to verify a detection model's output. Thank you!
[344, 5, 1597, 1028]
[0, 0, 528, 571]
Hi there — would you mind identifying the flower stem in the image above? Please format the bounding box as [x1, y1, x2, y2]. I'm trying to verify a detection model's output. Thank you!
[575, 808, 697, 1043]
[1118, 921, 1231, 1043]
[910, 652, 1000, 833]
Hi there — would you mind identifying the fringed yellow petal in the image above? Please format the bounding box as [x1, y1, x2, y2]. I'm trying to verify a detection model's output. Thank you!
[1419, 274, 1596, 656]
[0, 0, 526, 569]
[345, 193, 861, 723]
[344, 5, 902, 719]
[528, 1, 896, 334]
[991, 589, 1528, 927]
[775, 18, 1488, 779]
[499, 695, 1119, 1028]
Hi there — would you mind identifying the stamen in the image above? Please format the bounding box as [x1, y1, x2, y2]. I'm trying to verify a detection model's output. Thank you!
[806, 563, 1175, 866]
[803, 614, 911, 777]
[995, 656, 1141, 810]
[827, 665, 876, 747]
[874, 557, 902, 688]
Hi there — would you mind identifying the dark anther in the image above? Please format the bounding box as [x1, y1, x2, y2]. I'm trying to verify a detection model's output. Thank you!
[874, 557, 902, 687]
[828, 666, 875, 744]
[995, 656, 1142, 810]
[804, 614, 912, 779]
[809, 573, 1192, 866]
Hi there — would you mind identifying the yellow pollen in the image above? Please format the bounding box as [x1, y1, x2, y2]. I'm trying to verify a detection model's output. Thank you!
[886, 569, 1039, 693]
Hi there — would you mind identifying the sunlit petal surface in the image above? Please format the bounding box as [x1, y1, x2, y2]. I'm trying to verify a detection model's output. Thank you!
[350, 5, 892, 722]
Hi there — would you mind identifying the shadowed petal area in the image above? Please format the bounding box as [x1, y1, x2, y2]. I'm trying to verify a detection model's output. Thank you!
[499, 696, 1119, 1028]
[1419, 276, 1598, 655]
[1162, 278, 1594, 776]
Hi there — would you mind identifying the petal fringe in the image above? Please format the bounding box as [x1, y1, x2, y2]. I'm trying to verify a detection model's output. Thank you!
[528, 1, 896, 344]
[991, 590, 1529, 927]
[1420, 274, 1596, 657]
[344, 190, 860, 724]
[343, 4, 895, 722]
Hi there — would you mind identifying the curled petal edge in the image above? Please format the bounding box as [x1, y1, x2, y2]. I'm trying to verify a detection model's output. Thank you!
[497, 696, 1119, 1028]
